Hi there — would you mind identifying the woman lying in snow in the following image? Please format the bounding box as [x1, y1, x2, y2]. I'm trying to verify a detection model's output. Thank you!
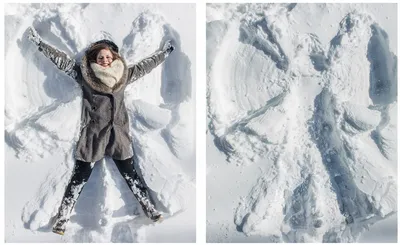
[27, 26, 174, 235]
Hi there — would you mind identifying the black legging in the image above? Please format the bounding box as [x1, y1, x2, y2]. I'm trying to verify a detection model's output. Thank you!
[54, 157, 158, 225]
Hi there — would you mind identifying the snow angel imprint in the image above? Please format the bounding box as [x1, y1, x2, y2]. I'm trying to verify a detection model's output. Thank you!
[26, 26, 175, 235]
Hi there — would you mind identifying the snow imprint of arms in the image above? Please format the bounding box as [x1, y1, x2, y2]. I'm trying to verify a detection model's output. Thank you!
[207, 11, 292, 165]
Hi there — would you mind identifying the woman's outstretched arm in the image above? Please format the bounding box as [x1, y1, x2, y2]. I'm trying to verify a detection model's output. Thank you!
[127, 40, 174, 84]
[27, 27, 80, 80]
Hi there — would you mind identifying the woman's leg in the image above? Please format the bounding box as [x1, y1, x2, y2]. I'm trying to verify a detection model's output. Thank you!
[113, 157, 162, 221]
[52, 160, 94, 234]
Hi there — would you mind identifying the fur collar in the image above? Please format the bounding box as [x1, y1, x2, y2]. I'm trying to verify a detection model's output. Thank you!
[90, 59, 124, 88]
[81, 55, 128, 94]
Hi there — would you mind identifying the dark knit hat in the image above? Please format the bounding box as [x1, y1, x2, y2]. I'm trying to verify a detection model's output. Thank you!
[91, 39, 119, 53]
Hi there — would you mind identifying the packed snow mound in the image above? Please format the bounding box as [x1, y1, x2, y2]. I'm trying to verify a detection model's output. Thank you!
[5, 3, 195, 242]
[207, 3, 397, 242]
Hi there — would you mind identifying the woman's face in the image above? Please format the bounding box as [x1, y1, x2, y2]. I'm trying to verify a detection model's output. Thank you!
[96, 49, 113, 67]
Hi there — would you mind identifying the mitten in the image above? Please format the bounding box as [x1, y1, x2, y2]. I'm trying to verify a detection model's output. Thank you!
[162, 40, 175, 56]
[27, 26, 42, 46]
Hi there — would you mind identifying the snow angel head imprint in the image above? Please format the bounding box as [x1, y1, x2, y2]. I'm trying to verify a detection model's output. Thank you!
[87, 40, 122, 68]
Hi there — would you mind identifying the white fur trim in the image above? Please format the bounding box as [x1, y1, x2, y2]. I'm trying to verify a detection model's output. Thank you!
[90, 59, 124, 88]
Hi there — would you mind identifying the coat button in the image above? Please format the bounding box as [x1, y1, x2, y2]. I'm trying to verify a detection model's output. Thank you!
[92, 106, 96, 110]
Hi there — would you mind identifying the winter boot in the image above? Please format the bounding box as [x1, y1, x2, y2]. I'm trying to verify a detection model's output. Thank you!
[140, 199, 163, 223]
[51, 191, 80, 235]
[52, 217, 68, 235]
[150, 212, 163, 223]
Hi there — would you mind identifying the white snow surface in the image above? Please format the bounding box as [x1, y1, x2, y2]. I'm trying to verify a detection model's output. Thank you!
[207, 3, 397, 243]
[5, 3, 195, 243]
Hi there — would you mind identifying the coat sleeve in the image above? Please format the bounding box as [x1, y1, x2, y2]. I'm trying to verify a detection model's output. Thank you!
[127, 50, 168, 84]
[37, 41, 80, 80]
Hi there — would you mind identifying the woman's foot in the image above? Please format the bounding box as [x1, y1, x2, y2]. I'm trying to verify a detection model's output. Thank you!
[52, 217, 68, 235]
[139, 199, 164, 223]
[150, 212, 163, 223]
[52, 227, 65, 236]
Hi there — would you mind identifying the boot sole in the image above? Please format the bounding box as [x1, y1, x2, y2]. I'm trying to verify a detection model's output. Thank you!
[52, 229, 65, 236]
[153, 216, 164, 223]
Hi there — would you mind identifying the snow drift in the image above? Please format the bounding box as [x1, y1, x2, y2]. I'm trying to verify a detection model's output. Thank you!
[5, 3, 195, 242]
[207, 3, 397, 242]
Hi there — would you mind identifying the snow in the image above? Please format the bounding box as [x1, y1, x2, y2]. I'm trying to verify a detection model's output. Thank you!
[4, 3, 195, 242]
[207, 3, 397, 243]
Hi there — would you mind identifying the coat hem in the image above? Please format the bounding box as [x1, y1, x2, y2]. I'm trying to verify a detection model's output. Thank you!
[74, 154, 134, 163]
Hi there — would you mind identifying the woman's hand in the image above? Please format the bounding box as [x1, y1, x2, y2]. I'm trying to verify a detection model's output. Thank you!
[162, 40, 175, 56]
[27, 26, 42, 46]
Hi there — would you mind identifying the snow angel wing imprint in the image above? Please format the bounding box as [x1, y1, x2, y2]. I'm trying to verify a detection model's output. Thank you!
[27, 26, 80, 79]
[127, 40, 173, 84]
[5, 26, 83, 161]
[206, 5, 293, 166]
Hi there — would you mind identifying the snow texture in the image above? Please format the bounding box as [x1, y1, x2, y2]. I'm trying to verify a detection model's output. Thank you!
[5, 3, 195, 243]
[207, 3, 397, 243]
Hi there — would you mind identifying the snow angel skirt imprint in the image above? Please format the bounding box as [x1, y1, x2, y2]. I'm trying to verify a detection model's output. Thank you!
[35, 39, 169, 162]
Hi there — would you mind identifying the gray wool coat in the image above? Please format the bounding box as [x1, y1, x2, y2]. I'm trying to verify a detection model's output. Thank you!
[36, 40, 168, 162]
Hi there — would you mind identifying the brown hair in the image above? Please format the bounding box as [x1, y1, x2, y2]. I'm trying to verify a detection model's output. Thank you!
[87, 43, 121, 63]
